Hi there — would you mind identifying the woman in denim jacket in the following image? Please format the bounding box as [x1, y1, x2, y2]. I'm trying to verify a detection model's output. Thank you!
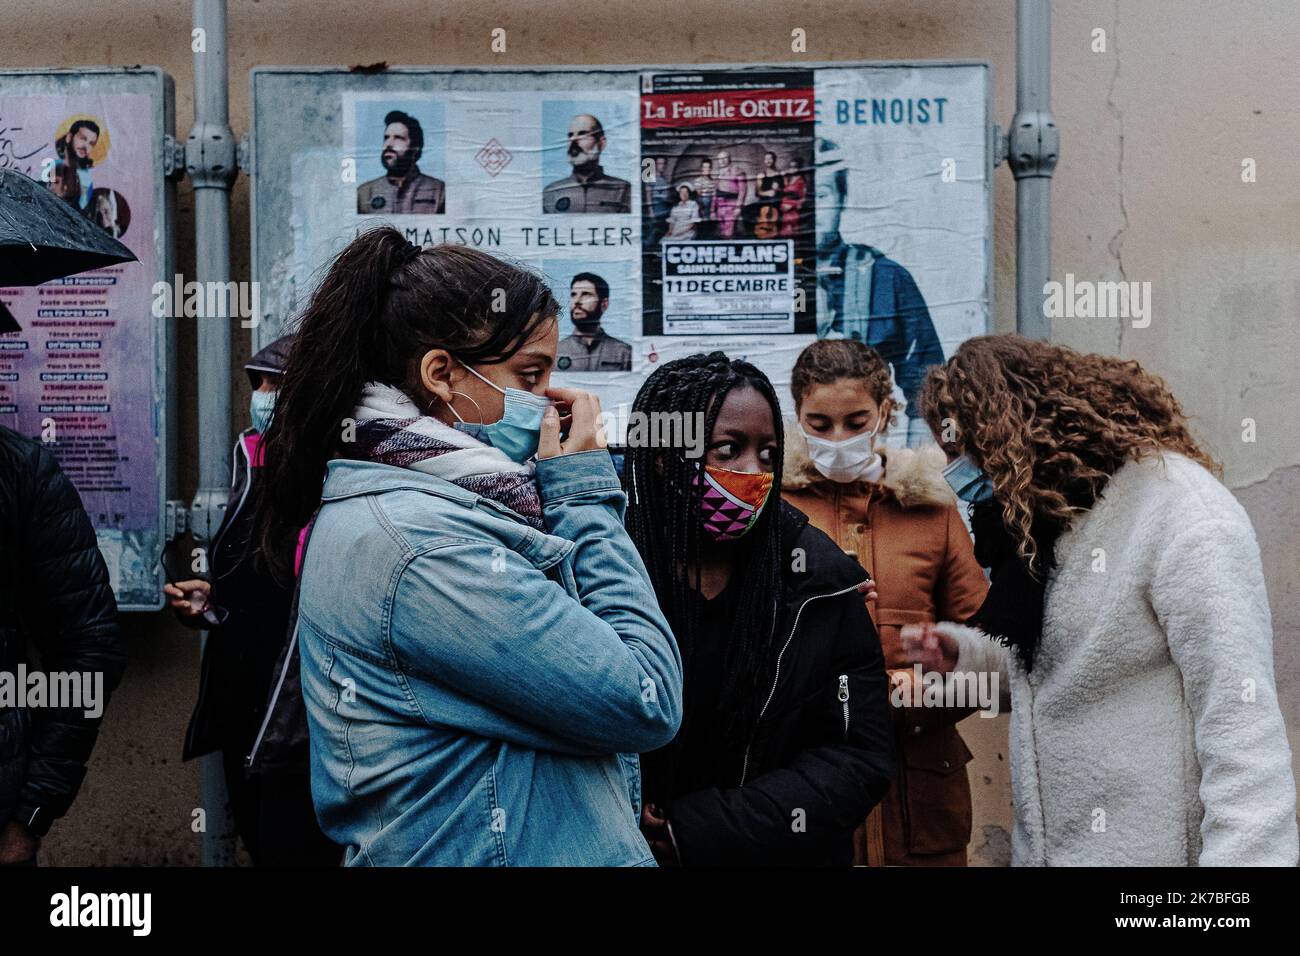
[252, 226, 682, 866]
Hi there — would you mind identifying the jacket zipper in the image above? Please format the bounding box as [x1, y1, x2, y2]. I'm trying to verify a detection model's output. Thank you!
[739, 580, 867, 786]
[245, 498, 315, 771]
[208, 433, 251, 563]
[184, 435, 249, 758]
[838, 674, 850, 742]
[244, 628, 296, 769]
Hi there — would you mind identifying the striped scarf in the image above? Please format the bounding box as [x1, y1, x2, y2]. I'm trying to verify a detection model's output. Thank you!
[345, 383, 546, 531]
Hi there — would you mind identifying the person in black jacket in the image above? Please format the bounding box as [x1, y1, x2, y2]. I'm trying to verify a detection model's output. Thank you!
[164, 336, 339, 867]
[0, 425, 127, 865]
[623, 352, 894, 865]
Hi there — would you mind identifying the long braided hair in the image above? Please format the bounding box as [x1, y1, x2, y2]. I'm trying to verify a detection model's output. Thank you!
[624, 352, 786, 754]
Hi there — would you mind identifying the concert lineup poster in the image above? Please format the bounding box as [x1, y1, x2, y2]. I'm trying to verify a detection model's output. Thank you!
[0, 92, 160, 605]
[284, 66, 988, 441]
[640, 70, 816, 338]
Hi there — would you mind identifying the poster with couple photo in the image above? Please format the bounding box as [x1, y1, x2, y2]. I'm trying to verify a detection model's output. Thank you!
[0, 89, 160, 603]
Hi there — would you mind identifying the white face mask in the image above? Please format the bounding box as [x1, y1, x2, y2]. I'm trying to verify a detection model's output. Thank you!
[801, 420, 884, 484]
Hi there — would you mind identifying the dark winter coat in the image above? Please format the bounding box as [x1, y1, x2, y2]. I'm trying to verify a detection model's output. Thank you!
[0, 426, 127, 836]
[181, 429, 297, 764]
[181, 335, 306, 772]
[646, 501, 896, 865]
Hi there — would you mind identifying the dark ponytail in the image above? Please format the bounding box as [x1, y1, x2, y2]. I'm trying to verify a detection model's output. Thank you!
[252, 225, 558, 582]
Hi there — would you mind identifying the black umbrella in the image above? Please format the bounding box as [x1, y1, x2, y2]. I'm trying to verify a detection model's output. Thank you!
[0, 166, 139, 332]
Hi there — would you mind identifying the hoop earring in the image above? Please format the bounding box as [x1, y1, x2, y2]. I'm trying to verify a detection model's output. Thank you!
[446, 390, 484, 425]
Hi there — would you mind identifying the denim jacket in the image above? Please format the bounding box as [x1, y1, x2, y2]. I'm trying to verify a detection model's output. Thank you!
[296, 449, 683, 866]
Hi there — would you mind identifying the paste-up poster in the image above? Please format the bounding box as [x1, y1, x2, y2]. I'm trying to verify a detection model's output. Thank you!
[324, 88, 645, 416]
[275, 65, 988, 445]
[339, 89, 640, 255]
[0, 93, 160, 605]
[813, 66, 989, 443]
[640, 69, 816, 341]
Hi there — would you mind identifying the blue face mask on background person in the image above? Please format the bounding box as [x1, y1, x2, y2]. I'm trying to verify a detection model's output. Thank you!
[943, 454, 995, 503]
[447, 361, 552, 463]
[249, 389, 277, 434]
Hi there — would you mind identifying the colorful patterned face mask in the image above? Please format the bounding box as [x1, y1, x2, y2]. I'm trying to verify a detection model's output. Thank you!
[694, 463, 774, 541]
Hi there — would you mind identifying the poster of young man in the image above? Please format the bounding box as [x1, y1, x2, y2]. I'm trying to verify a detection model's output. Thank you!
[545, 259, 637, 373]
[353, 104, 447, 215]
[814, 65, 989, 445]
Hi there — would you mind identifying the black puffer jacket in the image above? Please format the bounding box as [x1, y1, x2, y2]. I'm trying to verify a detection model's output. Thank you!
[0, 426, 127, 836]
[643, 501, 895, 865]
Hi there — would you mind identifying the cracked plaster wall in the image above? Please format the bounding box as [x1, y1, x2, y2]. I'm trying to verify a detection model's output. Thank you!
[2, 0, 1295, 865]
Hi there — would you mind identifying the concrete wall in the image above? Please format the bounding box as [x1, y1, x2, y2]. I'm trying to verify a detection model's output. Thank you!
[3, 0, 1296, 865]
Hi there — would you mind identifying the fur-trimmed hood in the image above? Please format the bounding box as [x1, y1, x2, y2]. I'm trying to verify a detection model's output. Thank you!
[781, 420, 955, 509]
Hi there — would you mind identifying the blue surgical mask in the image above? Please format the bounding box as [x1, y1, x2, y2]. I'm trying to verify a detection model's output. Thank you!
[249, 389, 277, 434]
[451, 421, 491, 444]
[942, 454, 994, 503]
[448, 361, 551, 463]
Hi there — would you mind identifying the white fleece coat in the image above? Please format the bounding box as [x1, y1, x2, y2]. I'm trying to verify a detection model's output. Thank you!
[938, 452, 1298, 866]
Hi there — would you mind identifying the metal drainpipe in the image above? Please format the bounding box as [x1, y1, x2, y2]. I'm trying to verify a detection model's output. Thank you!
[188, 0, 238, 866]
[1009, 0, 1060, 340]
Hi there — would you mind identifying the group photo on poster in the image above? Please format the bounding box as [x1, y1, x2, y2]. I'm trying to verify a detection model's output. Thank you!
[640, 69, 817, 338]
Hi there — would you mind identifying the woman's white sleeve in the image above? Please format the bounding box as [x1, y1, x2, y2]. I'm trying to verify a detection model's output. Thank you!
[935, 621, 1013, 712]
[1151, 515, 1299, 866]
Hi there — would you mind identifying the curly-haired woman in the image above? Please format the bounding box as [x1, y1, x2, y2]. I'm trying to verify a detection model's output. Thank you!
[903, 334, 1297, 866]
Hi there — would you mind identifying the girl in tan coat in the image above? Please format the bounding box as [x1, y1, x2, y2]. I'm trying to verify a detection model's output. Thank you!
[782, 339, 988, 865]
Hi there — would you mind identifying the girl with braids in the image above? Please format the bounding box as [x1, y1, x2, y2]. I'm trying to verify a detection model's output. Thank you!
[782, 339, 988, 867]
[625, 351, 894, 866]
[903, 335, 1297, 866]
[250, 225, 682, 866]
